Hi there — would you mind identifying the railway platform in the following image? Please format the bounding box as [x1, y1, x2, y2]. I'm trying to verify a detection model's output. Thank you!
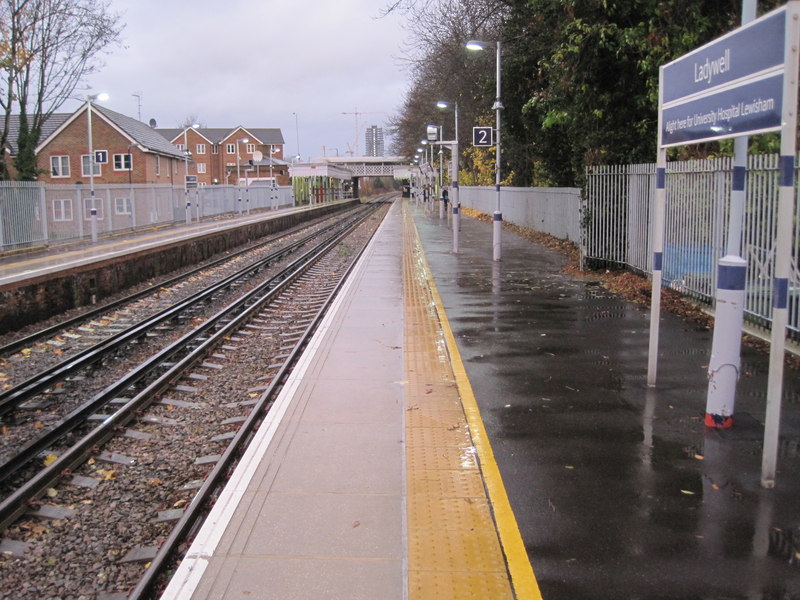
[1, 195, 799, 599]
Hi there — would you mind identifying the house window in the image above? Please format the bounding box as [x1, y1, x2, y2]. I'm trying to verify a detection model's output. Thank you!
[176, 143, 184, 151]
[196, 162, 207, 174]
[53, 198, 73, 221]
[226, 143, 235, 154]
[115, 197, 132, 215]
[212, 144, 219, 154]
[81, 155, 101, 177]
[155, 155, 161, 176]
[196, 143, 206, 154]
[113, 153, 132, 171]
[50, 156, 70, 178]
[246, 143, 255, 154]
[83, 197, 104, 220]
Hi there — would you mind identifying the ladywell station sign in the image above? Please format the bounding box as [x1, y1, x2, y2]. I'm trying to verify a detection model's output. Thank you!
[660, 6, 787, 146]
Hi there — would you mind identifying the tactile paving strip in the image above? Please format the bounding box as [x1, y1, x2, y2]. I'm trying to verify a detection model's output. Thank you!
[402, 203, 516, 600]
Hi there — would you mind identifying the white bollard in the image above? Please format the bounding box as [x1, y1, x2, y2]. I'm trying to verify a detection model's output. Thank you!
[705, 255, 747, 428]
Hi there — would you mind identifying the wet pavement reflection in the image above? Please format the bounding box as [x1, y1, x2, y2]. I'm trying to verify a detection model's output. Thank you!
[412, 202, 800, 600]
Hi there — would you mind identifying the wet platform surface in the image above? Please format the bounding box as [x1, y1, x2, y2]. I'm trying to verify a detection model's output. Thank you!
[413, 201, 800, 599]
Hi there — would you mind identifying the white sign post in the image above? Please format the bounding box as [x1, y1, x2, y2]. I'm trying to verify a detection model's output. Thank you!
[652, 1, 799, 487]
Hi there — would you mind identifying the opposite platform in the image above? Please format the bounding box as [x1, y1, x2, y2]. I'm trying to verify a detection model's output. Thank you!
[160, 200, 536, 599]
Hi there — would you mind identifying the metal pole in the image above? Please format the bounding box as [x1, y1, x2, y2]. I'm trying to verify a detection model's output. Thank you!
[761, 2, 799, 488]
[647, 65, 667, 386]
[492, 40, 503, 261]
[270, 144, 275, 211]
[87, 99, 97, 243]
[236, 140, 242, 214]
[704, 0, 756, 428]
[452, 102, 460, 253]
[184, 128, 191, 225]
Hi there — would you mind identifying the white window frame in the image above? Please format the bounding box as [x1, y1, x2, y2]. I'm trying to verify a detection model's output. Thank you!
[50, 155, 70, 178]
[246, 143, 255, 154]
[176, 143, 184, 151]
[196, 143, 206, 154]
[155, 155, 161, 176]
[114, 197, 132, 215]
[52, 198, 73, 221]
[226, 143, 235, 154]
[83, 197, 104, 221]
[113, 153, 132, 171]
[212, 144, 219, 154]
[196, 162, 207, 174]
[81, 155, 101, 177]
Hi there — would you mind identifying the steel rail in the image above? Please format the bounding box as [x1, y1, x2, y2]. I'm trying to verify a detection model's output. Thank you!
[0, 206, 357, 357]
[0, 207, 372, 419]
[0, 203, 385, 532]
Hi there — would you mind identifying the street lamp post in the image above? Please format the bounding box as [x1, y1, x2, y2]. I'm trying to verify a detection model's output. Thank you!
[467, 39, 503, 260]
[437, 100, 460, 252]
[235, 137, 249, 213]
[292, 112, 301, 159]
[86, 92, 109, 243]
[183, 124, 198, 225]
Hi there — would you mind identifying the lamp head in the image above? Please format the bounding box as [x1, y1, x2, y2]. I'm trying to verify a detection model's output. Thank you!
[436, 101, 449, 109]
[466, 40, 487, 51]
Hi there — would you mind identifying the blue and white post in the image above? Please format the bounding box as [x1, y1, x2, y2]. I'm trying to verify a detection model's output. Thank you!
[762, 3, 799, 487]
[451, 139, 460, 254]
[705, 254, 747, 428]
[647, 68, 667, 387]
[704, 0, 755, 427]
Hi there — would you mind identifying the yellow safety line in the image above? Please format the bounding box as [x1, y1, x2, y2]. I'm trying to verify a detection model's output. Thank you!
[406, 204, 543, 600]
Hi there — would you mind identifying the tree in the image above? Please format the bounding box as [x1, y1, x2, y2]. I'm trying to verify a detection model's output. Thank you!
[0, 0, 122, 180]
[388, 0, 784, 188]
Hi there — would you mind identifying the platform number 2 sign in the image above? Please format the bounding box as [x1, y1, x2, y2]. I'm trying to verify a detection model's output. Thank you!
[472, 126, 493, 147]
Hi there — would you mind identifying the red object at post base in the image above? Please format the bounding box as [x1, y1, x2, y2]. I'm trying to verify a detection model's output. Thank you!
[705, 412, 734, 429]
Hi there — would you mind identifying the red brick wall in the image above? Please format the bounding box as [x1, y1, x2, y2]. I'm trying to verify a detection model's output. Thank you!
[37, 110, 181, 185]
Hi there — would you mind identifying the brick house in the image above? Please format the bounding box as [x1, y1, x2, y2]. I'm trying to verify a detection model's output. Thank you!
[157, 126, 288, 186]
[35, 102, 185, 185]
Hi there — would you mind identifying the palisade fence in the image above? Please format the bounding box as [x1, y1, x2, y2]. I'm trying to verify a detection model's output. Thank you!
[584, 155, 800, 338]
[0, 182, 295, 251]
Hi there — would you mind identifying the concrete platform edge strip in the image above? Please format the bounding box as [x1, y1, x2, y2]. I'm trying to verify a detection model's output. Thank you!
[406, 205, 543, 600]
[158, 204, 393, 600]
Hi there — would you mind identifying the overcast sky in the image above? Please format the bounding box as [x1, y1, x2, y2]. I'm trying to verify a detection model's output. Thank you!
[63, 0, 410, 160]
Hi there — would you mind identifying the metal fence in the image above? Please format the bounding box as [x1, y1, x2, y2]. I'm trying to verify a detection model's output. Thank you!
[584, 155, 800, 337]
[0, 182, 296, 251]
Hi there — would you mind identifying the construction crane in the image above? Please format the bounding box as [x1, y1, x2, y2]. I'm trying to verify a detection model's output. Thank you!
[342, 108, 384, 156]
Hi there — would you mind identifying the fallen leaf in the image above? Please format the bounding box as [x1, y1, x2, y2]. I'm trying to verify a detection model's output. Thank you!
[46, 488, 58, 498]
[43, 454, 58, 467]
[97, 469, 117, 480]
[173, 499, 188, 508]
[680, 489, 695, 495]
[352, 521, 360, 528]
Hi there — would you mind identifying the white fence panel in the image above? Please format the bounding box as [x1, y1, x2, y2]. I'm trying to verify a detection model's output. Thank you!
[459, 185, 581, 243]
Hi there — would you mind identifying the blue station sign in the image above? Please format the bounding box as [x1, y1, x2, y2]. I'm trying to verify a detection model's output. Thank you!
[660, 6, 787, 147]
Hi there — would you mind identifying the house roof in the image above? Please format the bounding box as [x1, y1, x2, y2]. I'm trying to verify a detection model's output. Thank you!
[4, 113, 71, 154]
[34, 102, 186, 159]
[93, 105, 186, 159]
[157, 127, 285, 146]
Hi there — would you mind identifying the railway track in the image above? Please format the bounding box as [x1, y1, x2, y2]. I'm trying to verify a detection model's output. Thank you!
[0, 198, 392, 599]
[0, 203, 375, 477]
